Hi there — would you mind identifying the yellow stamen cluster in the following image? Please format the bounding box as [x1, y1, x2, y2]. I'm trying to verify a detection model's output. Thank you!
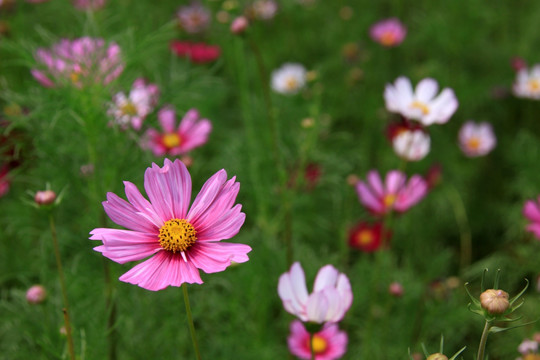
[466, 137, 481, 150]
[380, 32, 397, 46]
[310, 335, 328, 354]
[410, 100, 430, 115]
[120, 102, 138, 116]
[162, 133, 182, 149]
[285, 77, 299, 91]
[383, 194, 396, 208]
[528, 79, 540, 92]
[357, 229, 374, 245]
[158, 219, 197, 253]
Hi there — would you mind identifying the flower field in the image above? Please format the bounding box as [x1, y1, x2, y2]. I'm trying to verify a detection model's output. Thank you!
[0, 0, 539, 359]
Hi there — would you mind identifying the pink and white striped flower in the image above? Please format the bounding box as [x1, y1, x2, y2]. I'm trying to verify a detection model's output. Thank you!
[142, 106, 211, 156]
[288, 320, 348, 360]
[90, 158, 251, 291]
[31, 37, 123, 88]
[384, 76, 458, 126]
[523, 197, 540, 241]
[370, 18, 406, 47]
[513, 64, 540, 99]
[108, 78, 159, 130]
[278, 262, 352, 324]
[458, 121, 496, 157]
[355, 170, 428, 216]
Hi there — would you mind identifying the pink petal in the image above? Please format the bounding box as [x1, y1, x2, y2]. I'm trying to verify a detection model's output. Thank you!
[313, 265, 339, 292]
[187, 169, 228, 224]
[31, 69, 55, 87]
[278, 262, 309, 319]
[523, 200, 540, 222]
[415, 78, 439, 102]
[158, 106, 177, 133]
[119, 251, 202, 291]
[385, 170, 406, 194]
[188, 241, 251, 273]
[356, 181, 383, 214]
[178, 108, 200, 133]
[196, 205, 246, 242]
[90, 228, 161, 264]
[179, 119, 212, 152]
[102, 192, 156, 232]
[306, 292, 329, 323]
[366, 170, 384, 197]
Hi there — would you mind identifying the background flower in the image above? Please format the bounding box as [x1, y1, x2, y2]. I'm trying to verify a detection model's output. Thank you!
[271, 63, 307, 95]
[458, 121, 496, 157]
[370, 18, 406, 47]
[288, 320, 348, 360]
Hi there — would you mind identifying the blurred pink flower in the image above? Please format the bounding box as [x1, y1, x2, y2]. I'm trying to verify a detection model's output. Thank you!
[170, 41, 221, 64]
[388, 282, 404, 297]
[458, 121, 496, 157]
[142, 107, 211, 156]
[384, 76, 458, 126]
[26, 285, 47, 304]
[108, 78, 159, 130]
[355, 170, 428, 216]
[278, 262, 353, 323]
[513, 64, 540, 99]
[523, 197, 540, 241]
[0, 163, 10, 197]
[32, 37, 123, 88]
[370, 18, 406, 47]
[348, 221, 389, 252]
[177, 2, 211, 34]
[90, 158, 250, 291]
[288, 320, 348, 360]
[72, 0, 105, 10]
[518, 339, 538, 355]
[231, 16, 249, 34]
[249, 0, 278, 20]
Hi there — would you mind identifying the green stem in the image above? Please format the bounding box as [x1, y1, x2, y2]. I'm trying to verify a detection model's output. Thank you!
[309, 332, 315, 360]
[446, 185, 472, 271]
[182, 284, 202, 360]
[49, 214, 76, 360]
[477, 320, 491, 360]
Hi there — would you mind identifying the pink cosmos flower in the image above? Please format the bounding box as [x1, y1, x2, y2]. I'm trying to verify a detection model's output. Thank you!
[458, 121, 496, 157]
[278, 262, 352, 324]
[176, 2, 211, 34]
[348, 221, 389, 252]
[90, 159, 250, 291]
[523, 197, 540, 241]
[26, 285, 47, 304]
[513, 64, 540, 99]
[384, 77, 459, 126]
[72, 0, 105, 10]
[32, 37, 123, 88]
[355, 170, 428, 216]
[370, 18, 406, 47]
[108, 78, 159, 130]
[518, 339, 538, 355]
[142, 107, 211, 156]
[288, 320, 348, 360]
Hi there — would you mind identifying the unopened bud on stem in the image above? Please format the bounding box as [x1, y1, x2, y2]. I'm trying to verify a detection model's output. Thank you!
[480, 289, 509, 315]
[34, 190, 56, 205]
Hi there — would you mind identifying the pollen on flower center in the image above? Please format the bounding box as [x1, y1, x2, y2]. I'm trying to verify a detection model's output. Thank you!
[310, 334, 328, 354]
[120, 102, 138, 116]
[357, 229, 374, 245]
[285, 77, 299, 90]
[158, 219, 197, 253]
[70, 71, 80, 84]
[410, 100, 430, 115]
[162, 133, 181, 149]
[380, 32, 397, 46]
[383, 194, 396, 207]
[467, 137, 481, 150]
[528, 79, 540, 92]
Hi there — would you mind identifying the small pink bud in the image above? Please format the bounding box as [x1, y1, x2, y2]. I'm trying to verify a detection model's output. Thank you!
[34, 190, 56, 205]
[410, 353, 423, 360]
[480, 289, 510, 315]
[26, 285, 47, 304]
[427, 354, 448, 360]
[388, 281, 404, 297]
[180, 155, 193, 168]
[511, 56, 527, 72]
[231, 16, 248, 34]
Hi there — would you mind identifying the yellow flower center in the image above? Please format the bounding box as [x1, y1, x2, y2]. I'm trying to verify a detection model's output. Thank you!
[380, 31, 397, 46]
[528, 79, 540, 92]
[285, 76, 299, 91]
[158, 219, 197, 253]
[410, 100, 430, 115]
[357, 229, 374, 245]
[162, 133, 181, 149]
[524, 354, 540, 360]
[70, 71, 80, 84]
[310, 335, 328, 354]
[120, 102, 138, 116]
[466, 136, 481, 150]
[383, 194, 396, 208]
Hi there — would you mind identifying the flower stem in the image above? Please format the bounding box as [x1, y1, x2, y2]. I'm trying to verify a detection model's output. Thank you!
[49, 213, 76, 360]
[446, 185, 472, 271]
[477, 320, 491, 360]
[182, 284, 202, 360]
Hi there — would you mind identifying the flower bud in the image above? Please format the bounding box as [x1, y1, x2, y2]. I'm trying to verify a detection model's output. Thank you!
[26, 285, 47, 304]
[426, 354, 448, 360]
[230, 16, 248, 34]
[388, 281, 404, 297]
[480, 289, 509, 314]
[34, 190, 56, 205]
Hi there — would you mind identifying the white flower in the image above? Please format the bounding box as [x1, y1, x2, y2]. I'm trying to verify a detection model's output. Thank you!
[278, 262, 353, 323]
[384, 76, 458, 126]
[252, 0, 278, 20]
[393, 129, 430, 161]
[513, 64, 540, 99]
[108, 78, 159, 130]
[271, 63, 307, 95]
[458, 121, 496, 157]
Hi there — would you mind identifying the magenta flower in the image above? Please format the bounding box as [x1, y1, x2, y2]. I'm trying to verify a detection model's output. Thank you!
[142, 107, 211, 156]
[355, 170, 428, 216]
[90, 159, 251, 291]
[370, 18, 406, 47]
[288, 320, 348, 360]
[31, 37, 123, 88]
[108, 78, 159, 130]
[278, 262, 352, 324]
[458, 121, 496, 157]
[523, 197, 540, 241]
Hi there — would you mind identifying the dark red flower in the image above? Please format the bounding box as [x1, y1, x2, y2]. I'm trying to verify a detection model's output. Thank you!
[170, 41, 220, 64]
[348, 221, 390, 252]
